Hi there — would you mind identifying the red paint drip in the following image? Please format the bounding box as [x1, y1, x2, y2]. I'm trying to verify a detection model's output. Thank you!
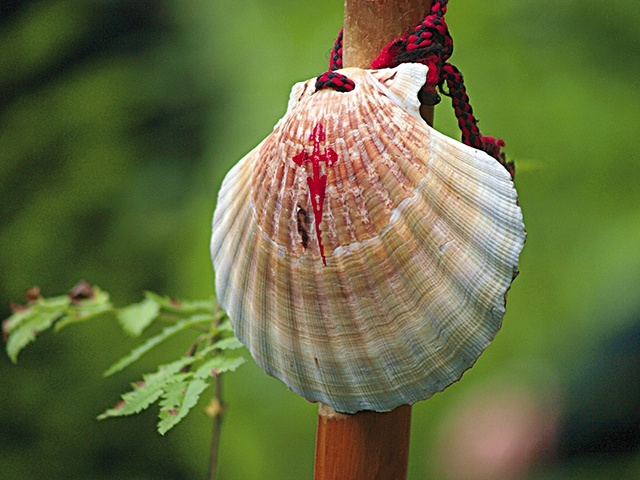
[293, 122, 338, 265]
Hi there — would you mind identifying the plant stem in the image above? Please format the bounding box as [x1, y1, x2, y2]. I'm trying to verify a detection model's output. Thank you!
[207, 374, 224, 480]
[313, 2, 433, 479]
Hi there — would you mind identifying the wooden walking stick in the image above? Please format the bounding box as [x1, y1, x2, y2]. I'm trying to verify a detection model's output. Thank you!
[314, 403, 413, 480]
[343, 0, 435, 125]
[313, 3, 432, 479]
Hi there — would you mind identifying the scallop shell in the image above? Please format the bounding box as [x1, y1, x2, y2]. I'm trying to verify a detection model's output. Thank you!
[211, 63, 525, 414]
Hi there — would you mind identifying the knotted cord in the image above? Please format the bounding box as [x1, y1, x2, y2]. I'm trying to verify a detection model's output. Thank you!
[314, 0, 515, 178]
[315, 70, 355, 93]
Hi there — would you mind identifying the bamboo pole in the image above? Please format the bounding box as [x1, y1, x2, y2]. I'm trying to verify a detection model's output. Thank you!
[313, 2, 433, 479]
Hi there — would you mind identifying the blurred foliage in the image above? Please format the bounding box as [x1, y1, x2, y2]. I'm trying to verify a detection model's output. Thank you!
[3, 282, 244, 437]
[1, 0, 640, 479]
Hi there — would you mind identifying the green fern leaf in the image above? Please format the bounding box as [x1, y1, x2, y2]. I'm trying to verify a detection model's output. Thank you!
[5, 306, 66, 363]
[55, 289, 112, 330]
[98, 357, 194, 419]
[157, 377, 209, 435]
[194, 355, 246, 379]
[3, 306, 38, 338]
[211, 336, 244, 351]
[103, 315, 211, 377]
[2, 295, 70, 363]
[158, 379, 190, 413]
[145, 292, 217, 315]
[4, 284, 247, 435]
[116, 297, 160, 336]
[4, 295, 69, 333]
[194, 336, 245, 360]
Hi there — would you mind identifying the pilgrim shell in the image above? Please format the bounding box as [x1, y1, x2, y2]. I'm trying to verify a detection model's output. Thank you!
[211, 63, 525, 413]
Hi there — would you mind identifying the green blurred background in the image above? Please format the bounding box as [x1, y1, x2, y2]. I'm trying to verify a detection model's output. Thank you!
[2, 1, 640, 478]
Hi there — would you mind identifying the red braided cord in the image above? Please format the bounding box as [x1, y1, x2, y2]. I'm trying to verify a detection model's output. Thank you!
[440, 63, 484, 150]
[441, 64, 514, 178]
[315, 29, 354, 93]
[330, 29, 344, 71]
[371, 0, 451, 105]
[315, 71, 355, 93]
[367, 0, 514, 178]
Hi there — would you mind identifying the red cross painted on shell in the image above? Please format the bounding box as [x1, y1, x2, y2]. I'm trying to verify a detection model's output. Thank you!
[211, 64, 526, 414]
[293, 122, 338, 265]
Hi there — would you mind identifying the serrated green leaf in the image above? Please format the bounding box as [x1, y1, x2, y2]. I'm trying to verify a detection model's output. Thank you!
[4, 294, 70, 335]
[3, 307, 38, 337]
[116, 297, 160, 336]
[157, 378, 209, 435]
[144, 292, 217, 315]
[211, 336, 244, 351]
[158, 379, 190, 413]
[36, 295, 71, 311]
[194, 356, 246, 379]
[103, 315, 211, 377]
[56, 290, 113, 330]
[98, 357, 194, 420]
[194, 338, 246, 360]
[6, 310, 64, 363]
